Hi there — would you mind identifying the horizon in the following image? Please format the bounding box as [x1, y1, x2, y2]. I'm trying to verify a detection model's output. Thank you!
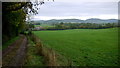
[31, 18, 118, 21]
[31, 15, 118, 21]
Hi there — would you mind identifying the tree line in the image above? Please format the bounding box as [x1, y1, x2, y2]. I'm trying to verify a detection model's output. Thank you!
[32, 22, 118, 31]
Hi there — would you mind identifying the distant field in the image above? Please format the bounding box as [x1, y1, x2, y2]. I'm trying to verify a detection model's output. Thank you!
[33, 28, 118, 66]
[34, 24, 54, 28]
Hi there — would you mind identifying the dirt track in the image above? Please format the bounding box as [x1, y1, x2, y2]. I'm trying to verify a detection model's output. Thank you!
[2, 35, 28, 67]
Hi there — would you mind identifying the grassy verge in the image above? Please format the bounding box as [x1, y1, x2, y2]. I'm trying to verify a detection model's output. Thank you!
[24, 36, 44, 66]
[28, 34, 70, 66]
[2, 36, 20, 50]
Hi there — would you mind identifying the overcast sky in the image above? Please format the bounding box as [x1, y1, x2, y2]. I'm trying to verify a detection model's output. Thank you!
[32, 0, 119, 20]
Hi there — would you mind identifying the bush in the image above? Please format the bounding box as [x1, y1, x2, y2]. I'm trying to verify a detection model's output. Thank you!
[28, 31, 32, 35]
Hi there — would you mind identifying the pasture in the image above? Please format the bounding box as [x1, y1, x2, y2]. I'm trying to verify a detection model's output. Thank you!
[34, 24, 54, 28]
[33, 28, 118, 66]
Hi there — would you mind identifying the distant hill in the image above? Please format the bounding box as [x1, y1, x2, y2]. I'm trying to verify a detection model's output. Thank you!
[32, 18, 118, 24]
[84, 18, 118, 23]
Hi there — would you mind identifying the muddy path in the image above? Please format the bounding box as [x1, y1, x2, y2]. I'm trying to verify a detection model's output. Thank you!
[2, 35, 28, 67]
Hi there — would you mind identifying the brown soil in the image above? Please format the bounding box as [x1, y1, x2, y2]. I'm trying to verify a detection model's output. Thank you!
[2, 35, 28, 67]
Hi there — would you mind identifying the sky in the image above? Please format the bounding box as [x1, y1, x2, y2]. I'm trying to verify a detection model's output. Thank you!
[31, 0, 119, 20]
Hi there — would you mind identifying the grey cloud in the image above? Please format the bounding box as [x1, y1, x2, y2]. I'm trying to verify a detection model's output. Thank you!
[36, 2, 118, 17]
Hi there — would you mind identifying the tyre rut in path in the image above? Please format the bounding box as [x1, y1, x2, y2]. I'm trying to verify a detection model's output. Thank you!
[2, 35, 28, 66]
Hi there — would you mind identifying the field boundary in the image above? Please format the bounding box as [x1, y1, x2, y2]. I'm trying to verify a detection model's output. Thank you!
[29, 33, 72, 66]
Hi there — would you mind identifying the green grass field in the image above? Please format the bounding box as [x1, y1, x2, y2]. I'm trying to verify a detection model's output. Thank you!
[33, 28, 118, 66]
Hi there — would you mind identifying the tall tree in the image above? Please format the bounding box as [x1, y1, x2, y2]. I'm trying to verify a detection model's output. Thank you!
[2, 1, 45, 43]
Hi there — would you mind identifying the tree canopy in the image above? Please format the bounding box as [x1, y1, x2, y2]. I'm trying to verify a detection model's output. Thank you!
[2, 0, 46, 44]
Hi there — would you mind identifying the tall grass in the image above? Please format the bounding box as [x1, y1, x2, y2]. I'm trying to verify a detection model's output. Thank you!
[27, 34, 61, 66]
[24, 35, 44, 66]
